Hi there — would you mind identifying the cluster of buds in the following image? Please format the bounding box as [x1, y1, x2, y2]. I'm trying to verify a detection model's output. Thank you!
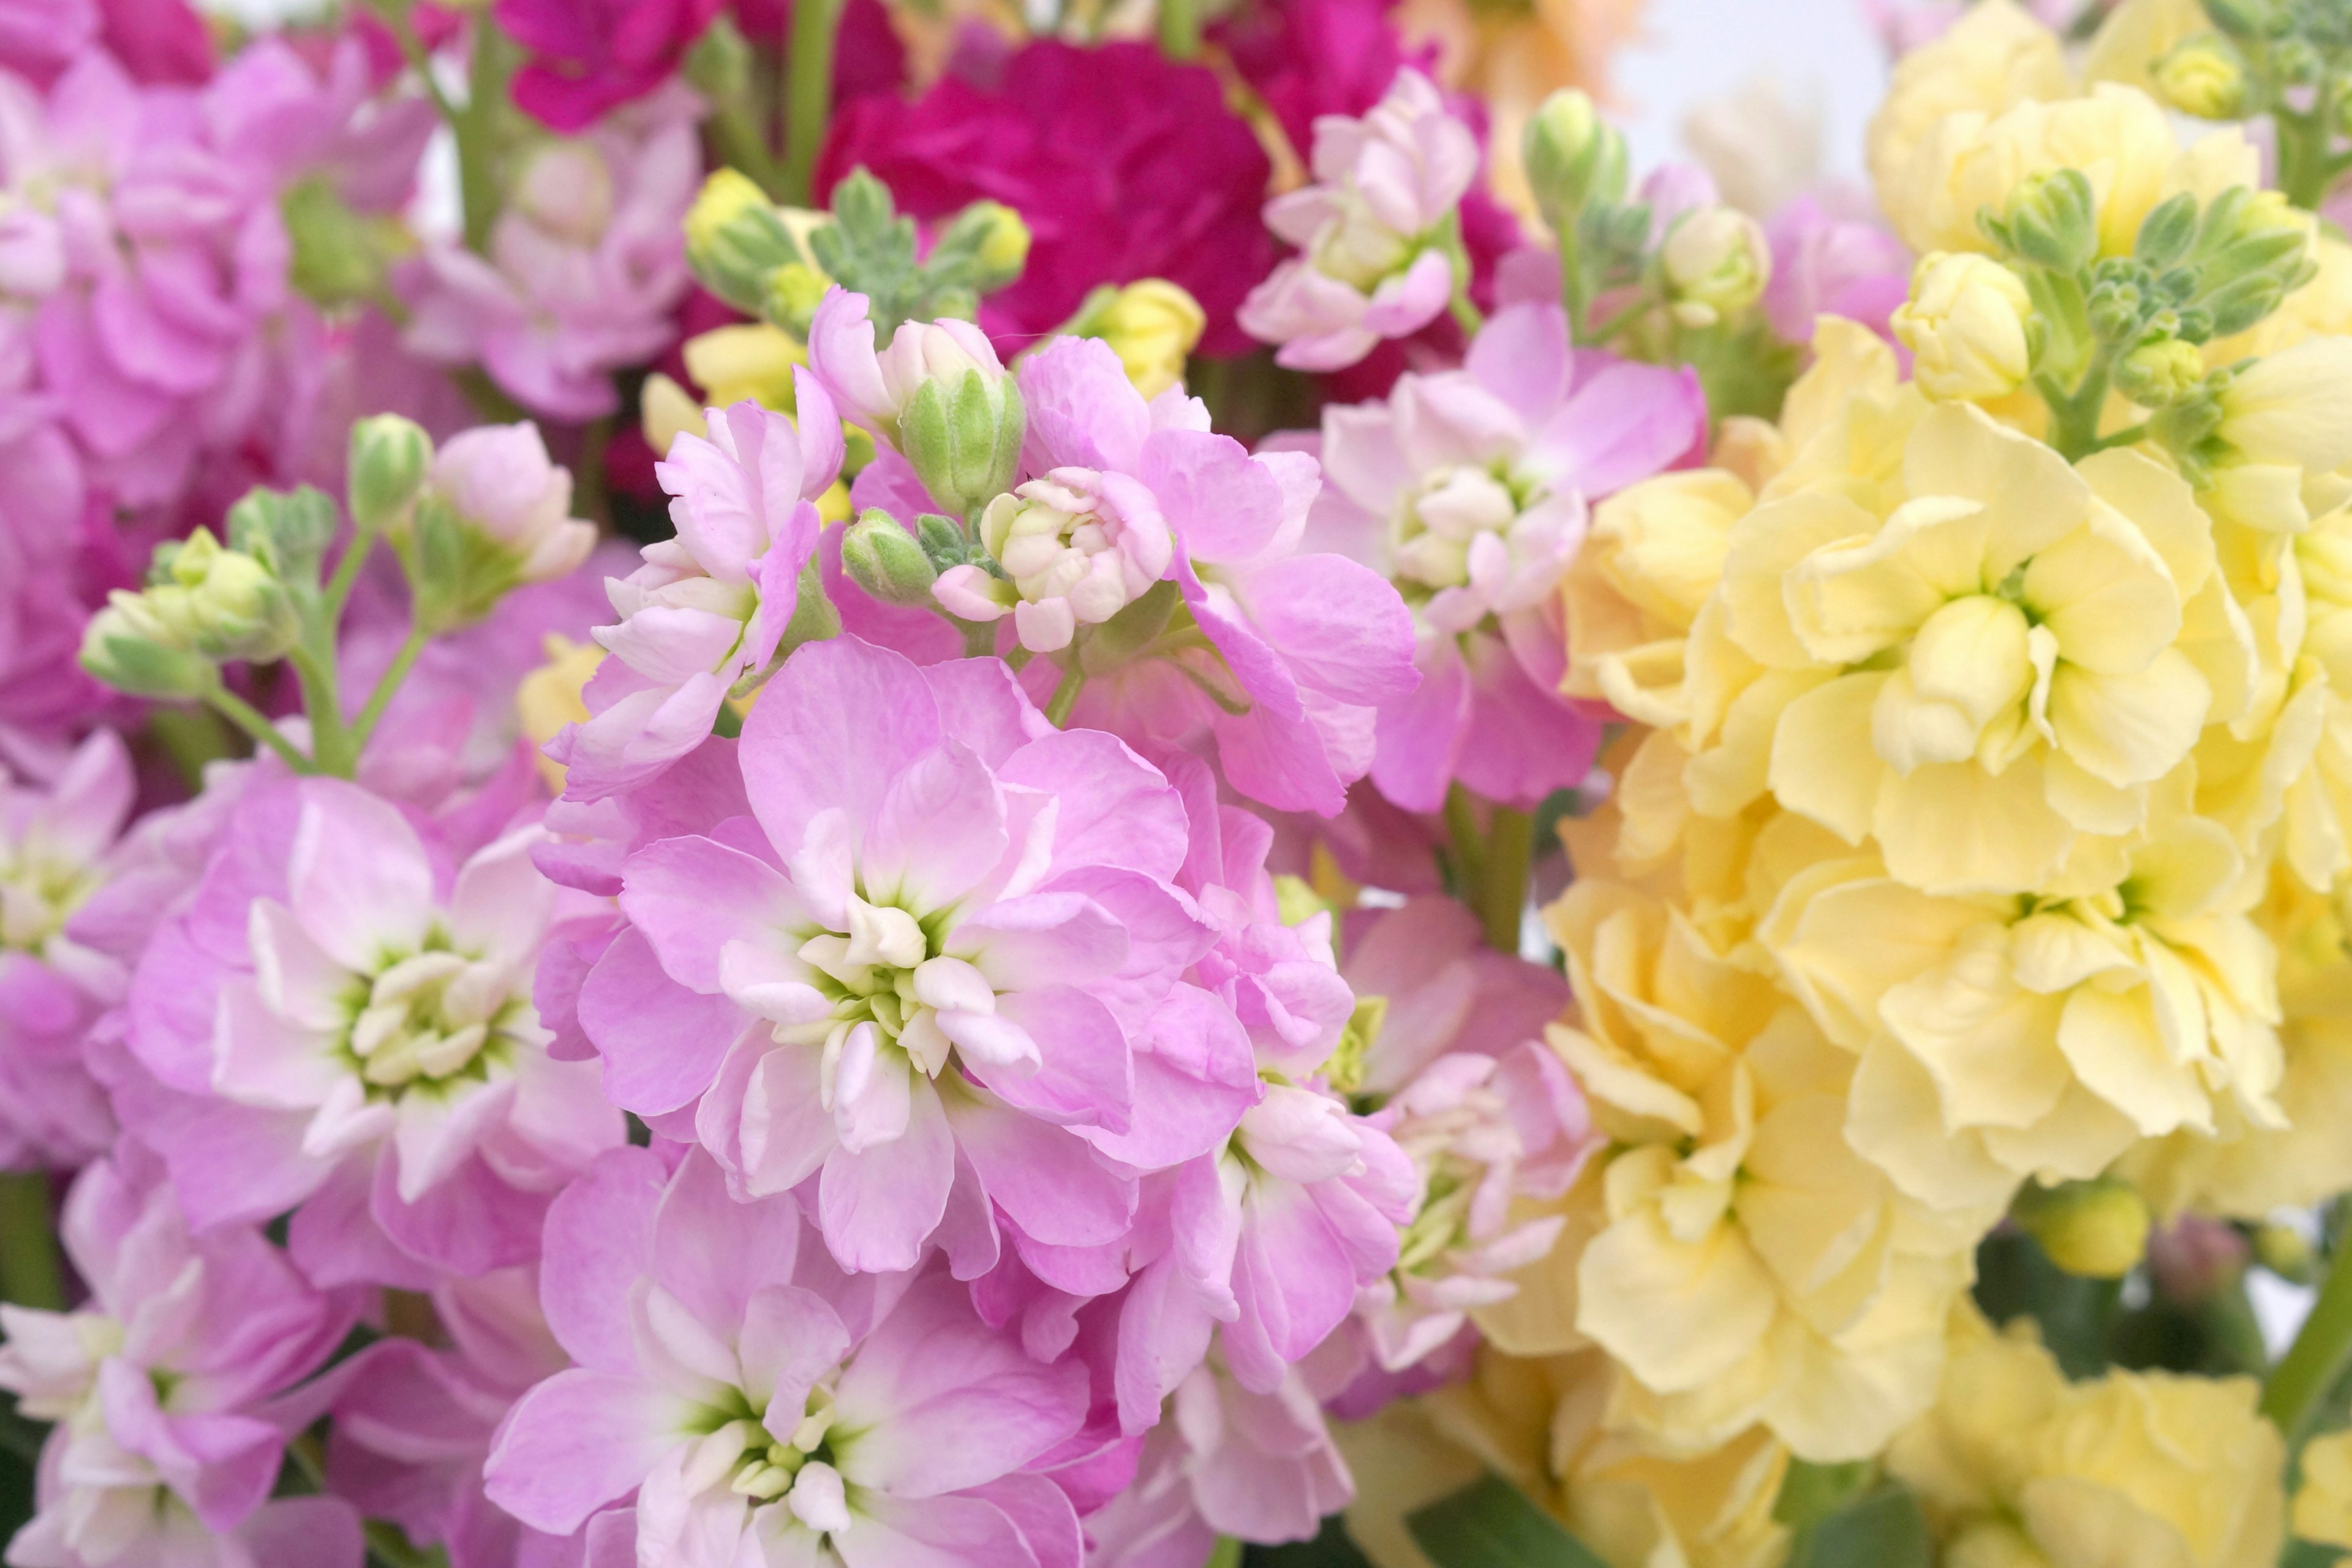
[79, 529, 302, 699]
[2147, 1, 2352, 207]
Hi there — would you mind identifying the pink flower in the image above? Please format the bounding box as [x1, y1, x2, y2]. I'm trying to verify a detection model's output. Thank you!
[497, 0, 725, 134]
[430, 422, 600, 585]
[1239, 69, 1478, 372]
[1013, 335, 1419, 818]
[816, 40, 1279, 358]
[1337, 893, 1567, 1097]
[0, 730, 137, 1169]
[1761, 193, 1911, 346]
[548, 393, 840, 801]
[1307, 301, 1705, 811]
[404, 85, 701, 420]
[483, 1145, 1090, 1564]
[581, 635, 1212, 1273]
[115, 775, 624, 1287]
[0, 1152, 361, 1567]
[804, 287, 1008, 449]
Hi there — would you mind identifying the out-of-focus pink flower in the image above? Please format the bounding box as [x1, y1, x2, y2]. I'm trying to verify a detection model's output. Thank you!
[547, 393, 838, 801]
[581, 635, 1212, 1273]
[1762, 192, 1911, 345]
[818, 40, 1279, 359]
[1306, 301, 1703, 812]
[1337, 892, 1567, 1096]
[497, 0, 725, 133]
[404, 85, 702, 420]
[0, 0, 96, 88]
[97, 0, 214, 85]
[0, 731, 135, 1169]
[483, 1145, 1090, 1563]
[1240, 69, 1478, 372]
[114, 776, 624, 1287]
[0, 1152, 361, 1568]
[431, 423, 600, 586]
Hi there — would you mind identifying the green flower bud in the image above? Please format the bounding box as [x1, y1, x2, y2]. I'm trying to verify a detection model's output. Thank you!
[2134, 193, 2199, 272]
[938, 200, 1031, 293]
[765, 262, 833, 339]
[1523, 89, 1628, 228]
[681, 13, 752, 102]
[2203, 0, 2280, 36]
[225, 484, 337, 585]
[2253, 1221, 2318, 1284]
[2152, 35, 2248, 119]
[839, 510, 940, 606]
[684, 168, 809, 317]
[900, 369, 1025, 521]
[1659, 206, 1770, 328]
[348, 415, 434, 535]
[2002, 169, 2098, 273]
[174, 532, 301, 662]
[2115, 336, 2209, 405]
[77, 601, 216, 699]
[2013, 1178, 2151, 1280]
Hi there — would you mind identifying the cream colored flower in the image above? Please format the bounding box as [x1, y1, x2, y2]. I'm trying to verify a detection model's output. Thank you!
[2294, 1428, 2352, 1552]
[1695, 402, 2246, 897]
[1760, 802, 2285, 1213]
[2081, 0, 2218, 93]
[1565, 469, 1755, 729]
[1867, 0, 2068, 214]
[1890, 1309, 2285, 1568]
[1893, 252, 2035, 404]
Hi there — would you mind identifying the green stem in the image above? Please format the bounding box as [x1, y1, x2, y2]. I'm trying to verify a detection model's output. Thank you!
[1156, 0, 1201, 58]
[1203, 1540, 1242, 1568]
[1044, 663, 1086, 727]
[576, 416, 614, 529]
[349, 627, 431, 758]
[205, 683, 313, 775]
[2043, 352, 2114, 464]
[1448, 289, 1484, 339]
[2277, 105, 2338, 212]
[1443, 783, 1486, 911]
[455, 17, 511, 254]
[2263, 1238, 2352, 1446]
[708, 100, 785, 200]
[365, 1521, 447, 1568]
[0, 1174, 62, 1311]
[781, 0, 843, 206]
[1583, 293, 1654, 350]
[1479, 805, 1534, 954]
[286, 644, 353, 777]
[1559, 233, 1591, 345]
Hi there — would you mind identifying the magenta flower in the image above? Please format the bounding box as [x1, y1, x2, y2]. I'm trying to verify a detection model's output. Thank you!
[582, 634, 1212, 1273]
[817, 40, 1279, 358]
[115, 776, 624, 1287]
[0, 1152, 360, 1568]
[404, 84, 701, 420]
[548, 392, 840, 801]
[497, 0, 725, 134]
[1307, 301, 1705, 812]
[483, 1146, 1090, 1564]
[1012, 335, 1419, 818]
[1238, 69, 1479, 372]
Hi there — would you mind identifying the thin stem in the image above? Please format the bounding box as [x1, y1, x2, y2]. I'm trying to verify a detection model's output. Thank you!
[0, 1174, 63, 1311]
[707, 100, 785, 199]
[455, 17, 511, 254]
[781, 0, 843, 206]
[349, 627, 431, 757]
[1447, 289, 1484, 339]
[1204, 1540, 1242, 1568]
[285, 644, 353, 778]
[1583, 294, 1653, 349]
[1442, 783, 1485, 911]
[2276, 105, 2337, 212]
[2263, 1237, 2352, 1446]
[1044, 663, 1086, 727]
[2042, 349, 2114, 464]
[205, 684, 312, 774]
[1479, 805, 1534, 955]
[576, 415, 614, 529]
[1559, 234, 1590, 345]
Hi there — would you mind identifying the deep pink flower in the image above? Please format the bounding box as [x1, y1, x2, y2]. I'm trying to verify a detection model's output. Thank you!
[497, 0, 725, 134]
[0, 1151, 360, 1567]
[818, 40, 1280, 359]
[483, 1145, 1090, 1564]
[1305, 301, 1705, 812]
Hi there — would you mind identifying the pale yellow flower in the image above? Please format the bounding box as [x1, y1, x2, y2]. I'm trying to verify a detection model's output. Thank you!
[1759, 802, 2285, 1213]
[681, 322, 804, 411]
[1893, 252, 2034, 404]
[2081, 0, 2217, 93]
[516, 634, 605, 794]
[1697, 402, 2245, 896]
[1564, 469, 1754, 729]
[2294, 1428, 2352, 1551]
[2211, 232, 2352, 364]
[1890, 1309, 2285, 1568]
[1866, 0, 2068, 216]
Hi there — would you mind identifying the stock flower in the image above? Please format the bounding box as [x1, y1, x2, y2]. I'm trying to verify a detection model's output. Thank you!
[496, 0, 725, 133]
[483, 1146, 1088, 1564]
[1309, 301, 1703, 810]
[584, 635, 1211, 1273]
[1240, 69, 1481, 371]
[1338, 892, 1569, 1098]
[804, 289, 1010, 454]
[1891, 251, 2034, 402]
[116, 777, 623, 1287]
[1564, 467, 1754, 731]
[548, 392, 840, 801]
[0, 1152, 361, 1568]
[429, 424, 600, 587]
[1865, 0, 2068, 209]
[1759, 194, 1913, 346]
[1889, 1308, 2285, 1568]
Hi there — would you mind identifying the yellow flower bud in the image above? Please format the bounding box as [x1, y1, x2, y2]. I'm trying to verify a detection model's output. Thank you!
[2114, 336, 2207, 405]
[2152, 34, 2248, 119]
[640, 373, 708, 459]
[682, 323, 805, 412]
[2012, 1178, 2151, 1278]
[1091, 280, 1206, 400]
[1660, 206, 1770, 328]
[684, 168, 769, 260]
[517, 634, 606, 794]
[1892, 251, 2034, 402]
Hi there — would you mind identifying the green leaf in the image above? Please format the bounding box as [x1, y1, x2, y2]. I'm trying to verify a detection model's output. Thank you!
[1242, 1516, 1374, 1566]
[1404, 1473, 1607, 1568]
[1786, 1487, 1931, 1568]
[1773, 1460, 1874, 1532]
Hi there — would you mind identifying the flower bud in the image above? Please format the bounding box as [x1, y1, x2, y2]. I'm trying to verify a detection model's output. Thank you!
[2114, 336, 2208, 405]
[1893, 252, 2035, 402]
[641, 373, 707, 457]
[348, 414, 434, 535]
[425, 423, 597, 611]
[1999, 169, 2097, 273]
[281, 178, 382, 309]
[942, 200, 1031, 292]
[2153, 34, 2248, 118]
[681, 324, 804, 411]
[77, 601, 215, 699]
[839, 510, 940, 606]
[766, 262, 832, 337]
[2012, 1178, 2151, 1280]
[898, 352, 1025, 519]
[159, 530, 303, 663]
[2253, 1220, 2318, 1283]
[684, 168, 807, 317]
[2204, 0, 2280, 35]
[1659, 206, 1770, 328]
[1523, 89, 1629, 227]
[225, 484, 337, 584]
[1065, 279, 1206, 399]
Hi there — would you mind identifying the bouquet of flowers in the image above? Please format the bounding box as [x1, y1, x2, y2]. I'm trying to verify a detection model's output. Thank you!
[15, 0, 2352, 1562]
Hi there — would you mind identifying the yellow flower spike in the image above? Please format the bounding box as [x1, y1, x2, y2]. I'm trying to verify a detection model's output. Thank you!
[680, 323, 805, 412]
[516, 635, 606, 795]
[1059, 280, 1208, 401]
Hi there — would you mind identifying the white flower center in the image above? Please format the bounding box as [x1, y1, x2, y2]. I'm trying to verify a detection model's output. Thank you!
[0, 843, 93, 953]
[342, 936, 525, 1091]
[1395, 464, 1534, 592]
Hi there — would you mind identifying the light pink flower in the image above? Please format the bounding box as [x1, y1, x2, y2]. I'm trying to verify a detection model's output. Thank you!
[1306, 301, 1704, 811]
[429, 422, 599, 586]
[403, 85, 701, 420]
[935, 466, 1173, 655]
[1337, 893, 1567, 1097]
[581, 635, 1212, 1274]
[1761, 192, 1911, 345]
[115, 776, 624, 1287]
[0, 1152, 361, 1568]
[805, 286, 1008, 448]
[547, 393, 841, 802]
[1238, 69, 1477, 371]
[483, 1146, 1090, 1566]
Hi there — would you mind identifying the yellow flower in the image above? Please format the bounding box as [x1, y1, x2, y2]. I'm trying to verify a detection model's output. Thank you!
[516, 634, 605, 794]
[1698, 403, 2245, 896]
[2211, 232, 2352, 364]
[681, 322, 805, 412]
[1867, 0, 2069, 217]
[2081, 0, 2218, 92]
[1086, 279, 1206, 401]
[1758, 802, 2285, 1214]
[640, 372, 706, 458]
[1564, 469, 1754, 729]
[1890, 1309, 2285, 1568]
[2294, 1428, 2352, 1551]
[1893, 252, 2035, 404]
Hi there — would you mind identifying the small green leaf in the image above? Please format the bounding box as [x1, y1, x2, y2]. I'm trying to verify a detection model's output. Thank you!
[1786, 1487, 1931, 1568]
[1240, 1515, 1373, 1566]
[1404, 1473, 1607, 1568]
[1773, 1460, 1874, 1532]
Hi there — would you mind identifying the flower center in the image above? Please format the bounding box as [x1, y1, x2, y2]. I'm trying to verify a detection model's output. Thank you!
[1394, 463, 1537, 593]
[341, 933, 522, 1093]
[0, 846, 91, 953]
